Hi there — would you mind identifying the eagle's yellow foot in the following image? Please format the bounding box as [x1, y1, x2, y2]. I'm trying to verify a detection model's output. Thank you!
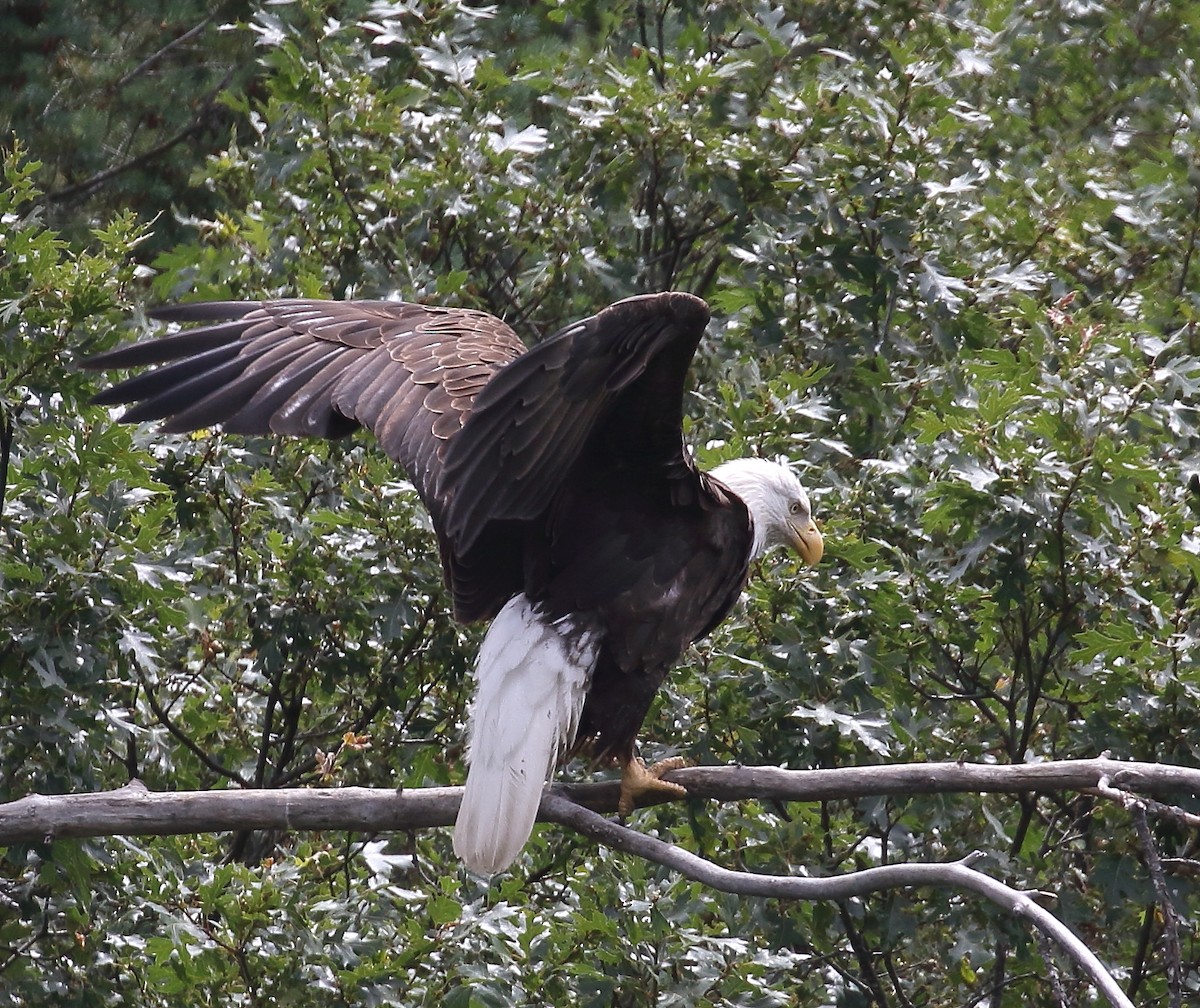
[617, 756, 690, 815]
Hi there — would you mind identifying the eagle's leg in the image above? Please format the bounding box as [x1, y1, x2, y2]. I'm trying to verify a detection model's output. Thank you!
[617, 755, 689, 815]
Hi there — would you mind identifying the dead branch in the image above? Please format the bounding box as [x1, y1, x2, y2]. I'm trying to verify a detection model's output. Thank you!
[538, 794, 1134, 1008]
[0, 760, 1163, 1008]
[1, 756, 1195, 844]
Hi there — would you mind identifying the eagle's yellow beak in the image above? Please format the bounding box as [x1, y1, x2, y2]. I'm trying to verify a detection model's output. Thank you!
[790, 519, 824, 566]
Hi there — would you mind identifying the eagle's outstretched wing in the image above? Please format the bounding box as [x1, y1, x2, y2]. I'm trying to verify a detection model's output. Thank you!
[82, 299, 526, 525]
[82, 292, 715, 622]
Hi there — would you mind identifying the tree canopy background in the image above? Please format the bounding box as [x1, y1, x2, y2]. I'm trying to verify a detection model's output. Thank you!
[2, 0, 1199, 1004]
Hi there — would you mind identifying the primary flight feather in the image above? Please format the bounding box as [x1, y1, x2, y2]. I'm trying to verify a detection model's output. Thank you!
[83, 291, 823, 874]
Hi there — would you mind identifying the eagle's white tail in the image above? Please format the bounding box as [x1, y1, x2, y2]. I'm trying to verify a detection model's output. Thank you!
[453, 594, 600, 875]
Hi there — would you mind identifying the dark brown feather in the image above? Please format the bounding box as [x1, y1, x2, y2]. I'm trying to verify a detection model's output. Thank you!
[84, 291, 757, 764]
[438, 291, 710, 551]
[82, 299, 527, 536]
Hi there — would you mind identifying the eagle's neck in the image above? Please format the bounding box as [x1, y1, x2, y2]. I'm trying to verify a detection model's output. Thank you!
[709, 458, 777, 560]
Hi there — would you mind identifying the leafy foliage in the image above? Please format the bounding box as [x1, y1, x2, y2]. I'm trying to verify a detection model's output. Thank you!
[0, 0, 256, 249]
[3, 0, 1200, 1005]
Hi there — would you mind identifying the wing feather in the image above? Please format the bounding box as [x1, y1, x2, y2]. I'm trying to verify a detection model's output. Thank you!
[271, 348, 371, 435]
[82, 299, 526, 518]
[374, 378, 434, 459]
[440, 291, 710, 551]
[84, 291, 717, 626]
[89, 342, 244, 406]
[221, 344, 346, 432]
[121, 356, 259, 426]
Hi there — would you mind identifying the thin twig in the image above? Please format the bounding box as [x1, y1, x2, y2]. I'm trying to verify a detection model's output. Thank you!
[1130, 803, 1184, 1008]
[137, 669, 251, 787]
[114, 16, 216, 90]
[0, 406, 13, 517]
[1087, 781, 1200, 831]
[41, 70, 235, 204]
[1032, 927, 1071, 1008]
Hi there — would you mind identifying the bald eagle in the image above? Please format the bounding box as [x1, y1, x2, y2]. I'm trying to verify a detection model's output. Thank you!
[83, 292, 823, 874]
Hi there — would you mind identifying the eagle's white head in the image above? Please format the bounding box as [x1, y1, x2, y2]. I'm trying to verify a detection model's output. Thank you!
[711, 457, 824, 565]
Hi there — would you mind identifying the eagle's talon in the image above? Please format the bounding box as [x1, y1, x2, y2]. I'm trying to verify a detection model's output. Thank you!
[618, 756, 691, 815]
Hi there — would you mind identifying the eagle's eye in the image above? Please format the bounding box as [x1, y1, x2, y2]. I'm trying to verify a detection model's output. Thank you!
[789, 501, 803, 515]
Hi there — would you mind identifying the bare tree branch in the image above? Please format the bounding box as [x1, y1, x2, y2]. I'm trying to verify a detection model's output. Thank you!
[1090, 773, 1200, 830]
[0, 779, 451, 844]
[3, 756, 1188, 1007]
[40, 69, 235, 205]
[113, 17, 217, 91]
[2, 757, 1196, 844]
[538, 794, 1134, 1008]
[1098, 775, 1185, 1008]
[557, 756, 1200, 813]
